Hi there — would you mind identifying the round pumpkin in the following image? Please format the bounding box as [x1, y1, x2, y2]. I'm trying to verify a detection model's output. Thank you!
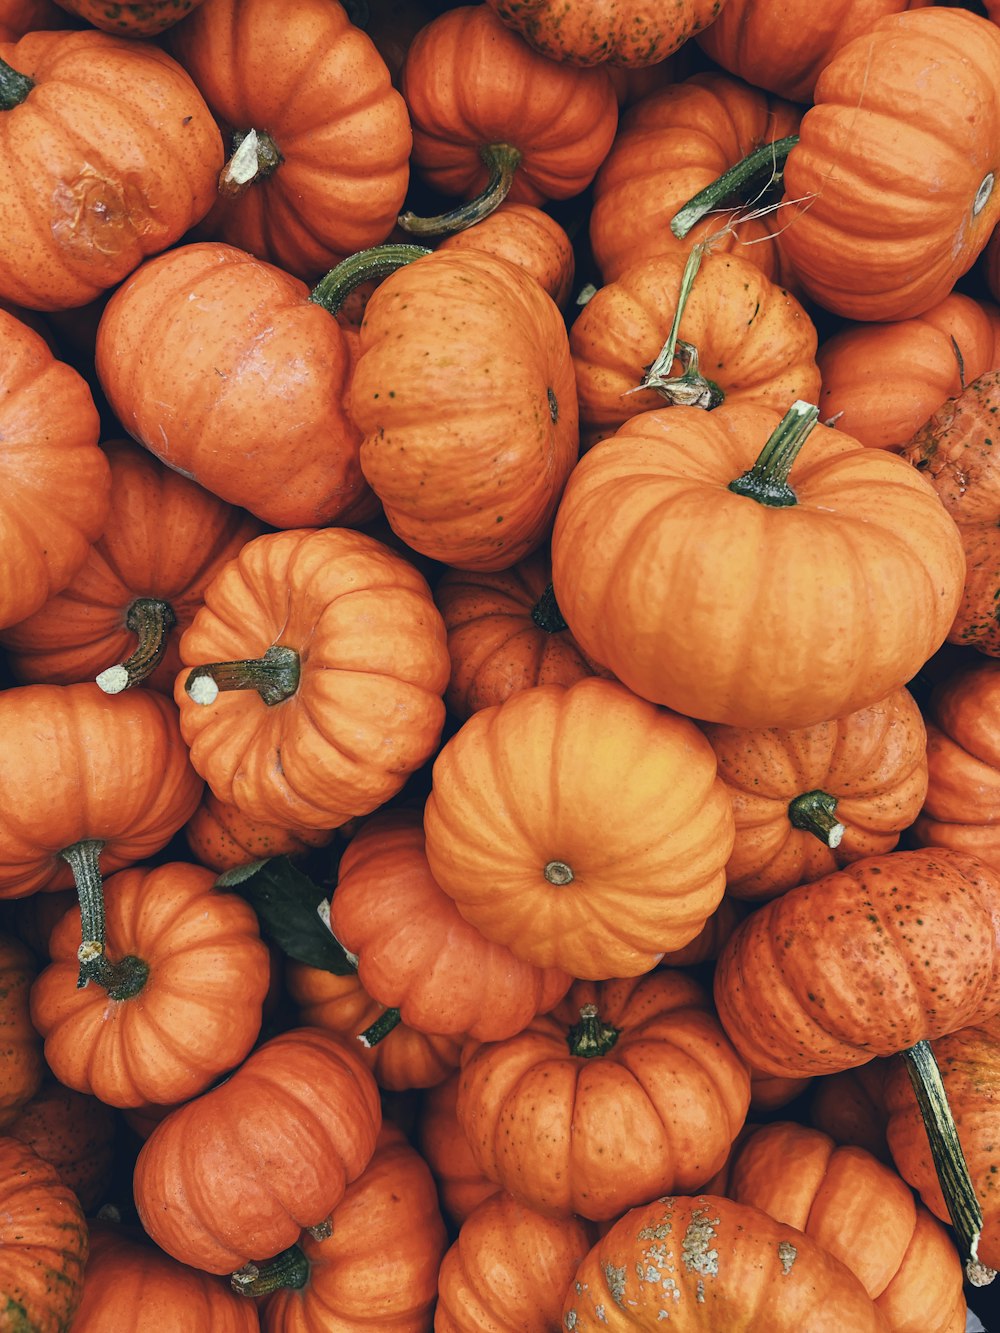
[52, 0, 207, 33]
[0, 933, 44, 1129]
[485, 0, 722, 67]
[184, 790, 334, 875]
[416, 1072, 498, 1226]
[6, 1081, 116, 1213]
[436, 202, 575, 307]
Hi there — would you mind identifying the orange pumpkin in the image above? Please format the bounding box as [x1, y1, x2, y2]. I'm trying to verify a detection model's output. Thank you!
[53, 0, 207, 32]
[485, 0, 722, 66]
[0, 0, 64, 40]
[184, 790, 334, 875]
[416, 1072, 498, 1225]
[436, 202, 575, 307]
[6, 1081, 116, 1213]
[809, 1062, 890, 1164]
[0, 934, 43, 1129]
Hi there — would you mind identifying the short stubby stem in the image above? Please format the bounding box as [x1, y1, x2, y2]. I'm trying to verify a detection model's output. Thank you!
[531, 583, 568, 634]
[670, 134, 799, 240]
[309, 243, 432, 317]
[568, 1003, 619, 1058]
[358, 1006, 401, 1048]
[0, 56, 34, 111]
[219, 127, 284, 197]
[398, 143, 523, 237]
[184, 644, 300, 708]
[787, 790, 845, 848]
[544, 860, 574, 886]
[60, 840, 149, 998]
[231, 1245, 311, 1297]
[728, 400, 820, 508]
[96, 597, 177, 695]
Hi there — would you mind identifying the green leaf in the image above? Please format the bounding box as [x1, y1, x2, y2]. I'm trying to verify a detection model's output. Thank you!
[216, 856, 356, 975]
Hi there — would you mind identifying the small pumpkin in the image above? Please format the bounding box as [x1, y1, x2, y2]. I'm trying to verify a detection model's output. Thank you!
[184, 790, 334, 876]
[52, 0, 207, 33]
[416, 1072, 498, 1226]
[809, 1062, 890, 1164]
[486, 0, 721, 66]
[6, 1081, 116, 1213]
[0, 933, 44, 1130]
[436, 202, 575, 307]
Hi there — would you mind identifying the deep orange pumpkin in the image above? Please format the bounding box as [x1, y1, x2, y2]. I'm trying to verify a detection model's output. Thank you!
[809, 1062, 890, 1164]
[436, 202, 575, 307]
[416, 1072, 498, 1226]
[0, 934, 43, 1130]
[485, 0, 723, 67]
[184, 790, 334, 875]
[52, 0, 206, 32]
[6, 1081, 116, 1213]
[0, 0, 63, 40]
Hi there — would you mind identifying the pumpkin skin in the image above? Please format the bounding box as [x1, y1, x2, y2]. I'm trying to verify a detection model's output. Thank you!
[713, 848, 1000, 1078]
[416, 1072, 498, 1225]
[174, 527, 449, 830]
[702, 685, 928, 901]
[423, 677, 735, 980]
[0, 683, 203, 899]
[562, 1194, 890, 1331]
[95, 242, 375, 530]
[6, 1081, 116, 1212]
[436, 202, 575, 307]
[133, 1027, 382, 1274]
[809, 1062, 890, 1164]
[0, 1137, 89, 1333]
[53, 0, 206, 33]
[0, 0, 63, 40]
[485, 0, 723, 67]
[168, 0, 411, 282]
[457, 971, 751, 1221]
[778, 9, 1000, 321]
[0, 308, 108, 631]
[570, 251, 820, 449]
[589, 72, 801, 284]
[184, 790, 334, 875]
[0, 29, 222, 310]
[0, 934, 44, 1129]
[30, 861, 271, 1108]
[0, 440, 263, 692]
[550, 404, 966, 729]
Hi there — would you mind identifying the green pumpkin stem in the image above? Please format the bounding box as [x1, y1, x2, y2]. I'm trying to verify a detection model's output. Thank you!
[632, 245, 724, 410]
[358, 1006, 401, 1048]
[219, 128, 284, 198]
[0, 56, 34, 111]
[184, 645, 300, 708]
[231, 1245, 311, 1298]
[568, 1003, 619, 1058]
[787, 790, 844, 849]
[670, 134, 799, 241]
[727, 400, 820, 508]
[96, 597, 177, 695]
[309, 243, 432, 316]
[901, 1039, 997, 1287]
[60, 840, 149, 999]
[397, 142, 522, 237]
[531, 583, 568, 634]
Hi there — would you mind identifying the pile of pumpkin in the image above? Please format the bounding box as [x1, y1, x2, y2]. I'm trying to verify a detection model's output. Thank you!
[4, 0, 1000, 1327]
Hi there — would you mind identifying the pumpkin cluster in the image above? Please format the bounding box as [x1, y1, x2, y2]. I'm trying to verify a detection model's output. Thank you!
[3, 0, 1000, 1329]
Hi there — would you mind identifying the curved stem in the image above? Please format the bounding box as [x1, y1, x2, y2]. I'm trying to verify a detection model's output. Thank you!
[358, 1006, 401, 1048]
[628, 244, 722, 410]
[727, 400, 819, 508]
[219, 128, 284, 198]
[231, 1245, 310, 1297]
[901, 1040, 996, 1287]
[0, 56, 33, 111]
[398, 143, 522, 237]
[787, 790, 844, 849]
[568, 1003, 619, 1058]
[531, 583, 568, 634]
[96, 597, 177, 695]
[309, 243, 432, 317]
[184, 645, 300, 708]
[60, 840, 149, 998]
[670, 134, 799, 241]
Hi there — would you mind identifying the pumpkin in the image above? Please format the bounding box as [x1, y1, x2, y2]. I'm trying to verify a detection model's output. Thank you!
[562, 1194, 889, 1330]
[809, 1062, 890, 1164]
[0, 933, 44, 1129]
[658, 896, 747, 968]
[0, 308, 109, 631]
[423, 677, 735, 979]
[0, 1137, 88, 1330]
[174, 526, 448, 830]
[485, 0, 724, 67]
[52, 0, 207, 33]
[6, 1081, 116, 1212]
[550, 402, 966, 729]
[0, 28, 222, 310]
[30, 860, 271, 1107]
[168, 0, 411, 282]
[436, 202, 575, 307]
[133, 1027, 382, 1275]
[435, 1190, 594, 1332]
[701, 684, 928, 900]
[184, 790, 334, 875]
[416, 1072, 498, 1225]
[777, 9, 1000, 321]
[0, 440, 263, 693]
[457, 971, 751, 1221]
[0, 0, 64, 40]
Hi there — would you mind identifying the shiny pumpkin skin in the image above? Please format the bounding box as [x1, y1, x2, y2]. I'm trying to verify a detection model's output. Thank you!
[423, 677, 735, 980]
[350, 248, 579, 571]
[53, 0, 205, 33]
[0, 29, 222, 310]
[133, 1027, 382, 1274]
[561, 1194, 889, 1331]
[570, 250, 820, 448]
[30, 861, 270, 1108]
[174, 527, 449, 830]
[725, 1121, 965, 1333]
[184, 790, 334, 874]
[6, 1082, 116, 1213]
[0, 1137, 89, 1333]
[486, 0, 723, 67]
[714, 848, 1000, 1078]
[589, 72, 801, 283]
[0, 934, 43, 1130]
[456, 971, 751, 1221]
[0, 440, 263, 691]
[260, 1125, 446, 1333]
[437, 202, 575, 307]
[550, 404, 966, 729]
[778, 9, 1000, 321]
[96, 242, 374, 530]
[435, 1190, 594, 1332]
[168, 0, 411, 282]
[416, 1072, 498, 1226]
[702, 685, 928, 901]
[0, 683, 203, 899]
[0, 308, 108, 631]
[401, 5, 618, 209]
[329, 809, 571, 1042]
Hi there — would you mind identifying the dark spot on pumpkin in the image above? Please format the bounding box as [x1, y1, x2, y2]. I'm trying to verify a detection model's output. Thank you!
[547, 388, 559, 422]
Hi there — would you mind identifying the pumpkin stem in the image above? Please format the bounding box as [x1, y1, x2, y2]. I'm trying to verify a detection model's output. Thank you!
[60, 840, 150, 999]
[787, 790, 844, 849]
[901, 1039, 997, 1287]
[96, 597, 177, 695]
[727, 400, 820, 508]
[184, 645, 300, 707]
[218, 127, 283, 198]
[0, 56, 33, 111]
[397, 142, 523, 237]
[358, 1006, 401, 1048]
[630, 245, 724, 410]
[231, 1244, 311, 1297]
[531, 583, 568, 634]
[309, 242, 433, 316]
[568, 1003, 619, 1058]
[670, 134, 799, 241]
